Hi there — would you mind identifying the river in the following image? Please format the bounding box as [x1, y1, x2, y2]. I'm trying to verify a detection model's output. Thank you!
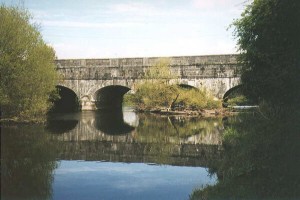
[2, 108, 299, 199]
[1, 108, 224, 200]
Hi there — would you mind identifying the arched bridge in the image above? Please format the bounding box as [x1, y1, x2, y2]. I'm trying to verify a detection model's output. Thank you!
[56, 54, 241, 110]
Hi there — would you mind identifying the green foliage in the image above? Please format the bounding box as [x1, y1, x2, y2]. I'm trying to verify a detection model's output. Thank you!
[123, 93, 136, 106]
[144, 58, 177, 81]
[128, 82, 221, 110]
[0, 5, 59, 120]
[127, 59, 179, 109]
[132, 82, 179, 109]
[232, 0, 300, 114]
[177, 88, 221, 109]
[190, 113, 300, 199]
[227, 95, 249, 106]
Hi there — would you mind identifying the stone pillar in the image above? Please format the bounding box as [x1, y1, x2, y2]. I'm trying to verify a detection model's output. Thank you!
[80, 96, 97, 110]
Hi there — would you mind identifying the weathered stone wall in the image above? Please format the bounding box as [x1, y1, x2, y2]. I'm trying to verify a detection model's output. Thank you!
[56, 54, 240, 80]
[56, 54, 241, 110]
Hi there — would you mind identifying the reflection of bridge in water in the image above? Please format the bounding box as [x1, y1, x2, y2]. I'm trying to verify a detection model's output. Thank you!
[48, 110, 223, 167]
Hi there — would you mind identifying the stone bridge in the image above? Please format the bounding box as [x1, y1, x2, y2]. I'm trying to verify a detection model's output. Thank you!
[56, 54, 241, 110]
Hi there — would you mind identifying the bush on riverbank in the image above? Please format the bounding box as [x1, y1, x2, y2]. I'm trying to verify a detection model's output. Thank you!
[124, 82, 221, 111]
[227, 95, 250, 106]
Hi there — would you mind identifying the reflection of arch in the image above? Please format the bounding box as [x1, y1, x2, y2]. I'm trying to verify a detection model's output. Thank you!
[94, 109, 135, 135]
[95, 85, 130, 109]
[51, 85, 80, 112]
[46, 119, 78, 134]
[46, 112, 80, 134]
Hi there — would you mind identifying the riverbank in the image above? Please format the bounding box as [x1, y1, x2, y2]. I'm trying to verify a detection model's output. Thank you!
[0, 117, 46, 125]
[135, 107, 239, 117]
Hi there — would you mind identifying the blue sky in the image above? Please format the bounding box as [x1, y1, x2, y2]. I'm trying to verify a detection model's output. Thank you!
[2, 0, 250, 59]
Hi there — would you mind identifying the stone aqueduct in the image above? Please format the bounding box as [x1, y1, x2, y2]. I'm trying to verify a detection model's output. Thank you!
[56, 54, 241, 110]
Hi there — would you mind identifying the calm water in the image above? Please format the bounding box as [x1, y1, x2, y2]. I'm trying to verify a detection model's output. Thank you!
[1, 108, 224, 200]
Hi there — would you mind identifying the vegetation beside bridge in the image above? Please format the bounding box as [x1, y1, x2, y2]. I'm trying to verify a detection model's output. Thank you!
[124, 58, 222, 115]
[191, 0, 300, 198]
[0, 5, 59, 122]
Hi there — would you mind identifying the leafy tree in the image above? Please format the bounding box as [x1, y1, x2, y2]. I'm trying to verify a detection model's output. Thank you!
[144, 58, 177, 82]
[232, 0, 300, 115]
[0, 5, 58, 120]
[132, 58, 179, 109]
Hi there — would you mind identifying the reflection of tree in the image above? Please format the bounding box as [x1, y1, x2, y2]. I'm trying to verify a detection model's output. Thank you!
[1, 125, 58, 200]
[135, 114, 222, 144]
[190, 114, 300, 199]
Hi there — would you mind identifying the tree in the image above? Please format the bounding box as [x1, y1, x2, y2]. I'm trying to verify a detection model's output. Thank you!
[144, 58, 177, 82]
[133, 58, 179, 109]
[0, 5, 58, 120]
[232, 0, 300, 115]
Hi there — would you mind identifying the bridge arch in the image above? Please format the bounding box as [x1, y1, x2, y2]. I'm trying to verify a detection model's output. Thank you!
[51, 85, 80, 112]
[222, 84, 246, 107]
[178, 84, 198, 90]
[223, 85, 243, 101]
[94, 85, 131, 109]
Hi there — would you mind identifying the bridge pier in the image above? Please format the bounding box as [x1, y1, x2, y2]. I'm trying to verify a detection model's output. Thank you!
[80, 96, 97, 110]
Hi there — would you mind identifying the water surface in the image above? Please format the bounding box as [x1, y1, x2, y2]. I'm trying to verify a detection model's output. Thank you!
[2, 109, 223, 200]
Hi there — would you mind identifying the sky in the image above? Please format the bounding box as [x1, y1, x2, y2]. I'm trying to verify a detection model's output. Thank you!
[1, 0, 250, 59]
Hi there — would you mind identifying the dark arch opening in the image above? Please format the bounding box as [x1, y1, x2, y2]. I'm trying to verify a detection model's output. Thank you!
[178, 84, 198, 90]
[222, 85, 257, 107]
[95, 85, 130, 110]
[50, 86, 80, 113]
[223, 85, 243, 101]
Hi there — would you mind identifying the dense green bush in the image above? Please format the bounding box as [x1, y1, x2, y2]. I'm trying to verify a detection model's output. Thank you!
[233, 0, 300, 115]
[227, 95, 249, 106]
[176, 88, 221, 110]
[124, 82, 221, 110]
